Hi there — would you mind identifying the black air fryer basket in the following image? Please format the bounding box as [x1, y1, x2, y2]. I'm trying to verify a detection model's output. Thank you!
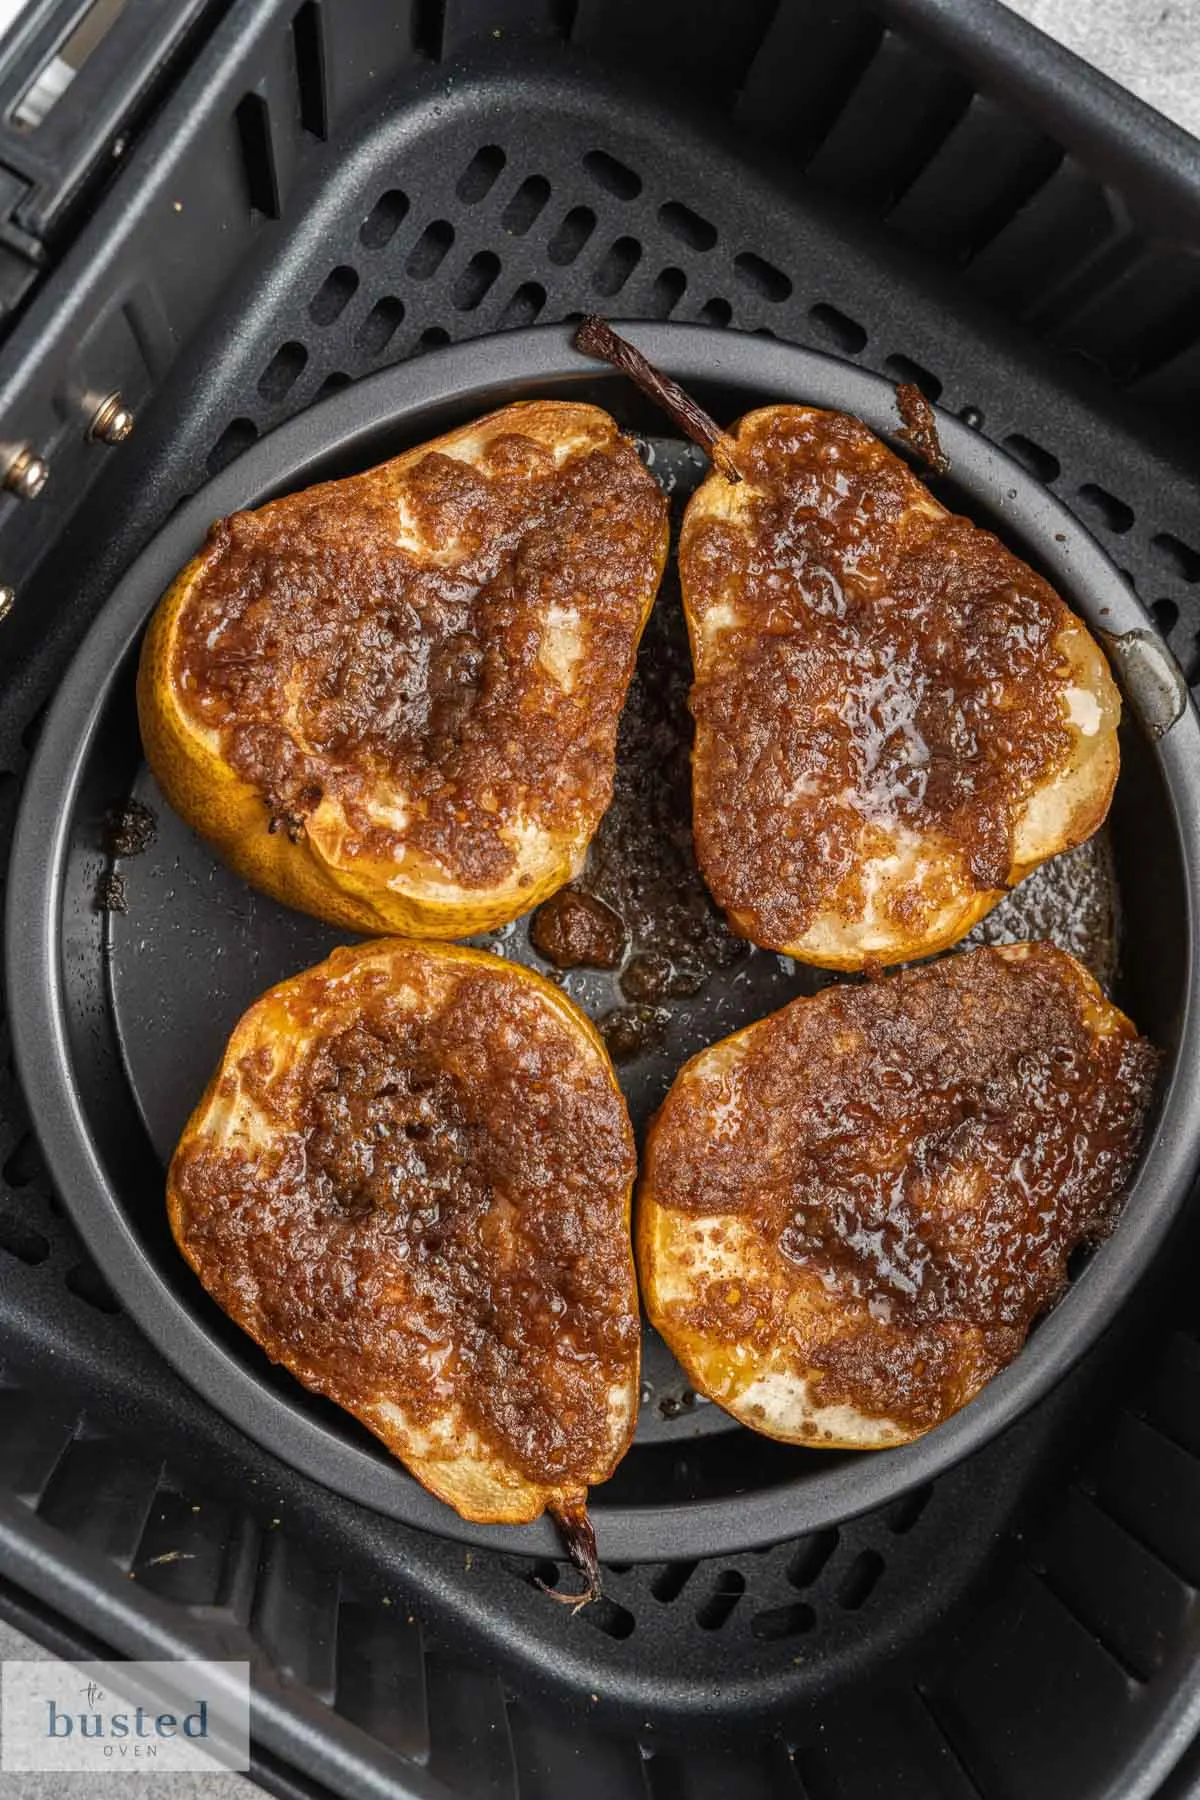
[2, 4, 1200, 1798]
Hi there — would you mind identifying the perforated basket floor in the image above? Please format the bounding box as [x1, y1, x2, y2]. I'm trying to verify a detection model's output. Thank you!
[2, 10, 1200, 1800]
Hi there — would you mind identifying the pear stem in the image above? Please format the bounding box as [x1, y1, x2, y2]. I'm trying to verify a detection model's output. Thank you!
[543, 1496, 602, 1611]
[574, 317, 742, 484]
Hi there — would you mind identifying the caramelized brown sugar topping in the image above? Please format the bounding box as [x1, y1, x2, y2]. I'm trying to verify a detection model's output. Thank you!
[171, 949, 639, 1487]
[172, 406, 667, 888]
[644, 945, 1158, 1431]
[683, 407, 1086, 947]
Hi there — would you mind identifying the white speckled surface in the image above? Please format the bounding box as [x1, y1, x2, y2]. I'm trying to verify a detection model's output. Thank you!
[2, 5, 1197, 1797]
[1004, 0, 1200, 134]
[0, 1621, 255, 1798]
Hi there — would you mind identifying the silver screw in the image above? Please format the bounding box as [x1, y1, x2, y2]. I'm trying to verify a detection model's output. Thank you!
[88, 392, 134, 445]
[0, 587, 14, 622]
[4, 448, 49, 499]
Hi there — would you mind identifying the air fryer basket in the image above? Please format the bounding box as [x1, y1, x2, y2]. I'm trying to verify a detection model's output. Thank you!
[8, 322, 1199, 1569]
[1, 5, 1200, 1798]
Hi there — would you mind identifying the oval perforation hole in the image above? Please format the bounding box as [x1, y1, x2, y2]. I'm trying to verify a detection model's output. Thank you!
[582, 149, 642, 199]
[837, 1549, 884, 1610]
[1152, 532, 1200, 583]
[697, 297, 732, 327]
[501, 175, 551, 236]
[658, 200, 716, 251]
[257, 340, 308, 402]
[580, 1595, 635, 1638]
[648, 268, 685, 317]
[548, 205, 596, 265]
[1151, 597, 1180, 637]
[884, 1484, 932, 1534]
[1003, 434, 1060, 484]
[309, 265, 359, 325]
[456, 144, 506, 203]
[498, 281, 546, 328]
[415, 326, 451, 356]
[593, 235, 642, 296]
[407, 221, 454, 280]
[734, 251, 791, 302]
[1076, 483, 1134, 535]
[314, 371, 352, 402]
[787, 1529, 838, 1588]
[507, 1557, 560, 1591]
[207, 418, 258, 477]
[750, 1601, 815, 1642]
[21, 700, 49, 752]
[650, 1560, 697, 1602]
[696, 1570, 745, 1630]
[808, 303, 866, 353]
[66, 1260, 120, 1314]
[452, 251, 500, 311]
[355, 297, 405, 356]
[884, 355, 942, 401]
[0, 1213, 49, 1265]
[235, 92, 279, 218]
[292, 0, 327, 139]
[359, 189, 409, 249]
[3, 1132, 45, 1190]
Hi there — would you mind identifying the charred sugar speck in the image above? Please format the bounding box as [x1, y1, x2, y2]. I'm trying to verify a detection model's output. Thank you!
[600, 1003, 672, 1063]
[104, 798, 158, 858]
[531, 888, 627, 969]
[95, 871, 128, 913]
[620, 951, 674, 1003]
[619, 951, 705, 1003]
[268, 810, 308, 844]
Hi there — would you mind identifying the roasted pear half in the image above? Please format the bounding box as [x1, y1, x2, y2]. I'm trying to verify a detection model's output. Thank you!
[139, 401, 669, 938]
[576, 321, 1120, 970]
[168, 940, 640, 1594]
[638, 943, 1157, 1449]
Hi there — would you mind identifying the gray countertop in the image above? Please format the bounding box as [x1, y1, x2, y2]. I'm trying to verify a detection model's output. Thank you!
[2, 2, 1197, 1797]
[1005, 0, 1200, 135]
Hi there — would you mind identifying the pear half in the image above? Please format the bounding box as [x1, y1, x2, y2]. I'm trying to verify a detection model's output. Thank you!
[638, 943, 1156, 1449]
[570, 321, 1121, 973]
[680, 406, 1120, 968]
[168, 940, 640, 1592]
[139, 401, 669, 938]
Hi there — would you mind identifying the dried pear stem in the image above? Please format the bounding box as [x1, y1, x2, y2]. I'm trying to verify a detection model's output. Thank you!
[542, 1495, 602, 1611]
[574, 316, 742, 484]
